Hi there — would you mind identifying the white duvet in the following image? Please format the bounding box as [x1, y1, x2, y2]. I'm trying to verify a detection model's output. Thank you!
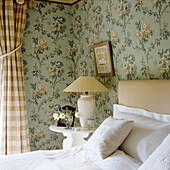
[74, 146, 142, 170]
[0, 146, 141, 170]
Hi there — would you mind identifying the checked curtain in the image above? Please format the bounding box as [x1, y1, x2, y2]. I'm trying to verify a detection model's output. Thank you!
[0, 0, 30, 155]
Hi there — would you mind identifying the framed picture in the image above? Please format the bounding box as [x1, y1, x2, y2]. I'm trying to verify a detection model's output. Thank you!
[92, 41, 114, 76]
[57, 105, 75, 127]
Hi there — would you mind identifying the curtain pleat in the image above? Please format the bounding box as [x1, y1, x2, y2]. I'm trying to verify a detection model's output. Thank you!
[0, 0, 30, 155]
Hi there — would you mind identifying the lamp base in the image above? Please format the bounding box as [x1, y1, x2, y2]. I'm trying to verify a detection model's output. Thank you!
[78, 95, 95, 128]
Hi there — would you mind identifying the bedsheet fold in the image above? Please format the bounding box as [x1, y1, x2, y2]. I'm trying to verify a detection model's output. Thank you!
[0, 149, 101, 170]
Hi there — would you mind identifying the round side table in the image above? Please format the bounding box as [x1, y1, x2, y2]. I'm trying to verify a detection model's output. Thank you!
[49, 126, 95, 149]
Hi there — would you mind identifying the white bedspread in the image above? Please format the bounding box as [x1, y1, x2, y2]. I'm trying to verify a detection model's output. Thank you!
[0, 149, 101, 170]
[74, 146, 142, 170]
[0, 146, 142, 170]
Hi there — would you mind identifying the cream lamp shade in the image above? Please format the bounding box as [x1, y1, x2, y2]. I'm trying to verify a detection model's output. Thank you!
[63, 76, 109, 128]
[63, 76, 109, 93]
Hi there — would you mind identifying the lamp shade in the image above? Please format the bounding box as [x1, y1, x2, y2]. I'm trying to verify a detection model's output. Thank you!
[63, 76, 109, 92]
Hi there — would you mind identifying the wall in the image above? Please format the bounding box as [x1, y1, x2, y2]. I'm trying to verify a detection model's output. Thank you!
[23, 1, 75, 150]
[23, 0, 170, 150]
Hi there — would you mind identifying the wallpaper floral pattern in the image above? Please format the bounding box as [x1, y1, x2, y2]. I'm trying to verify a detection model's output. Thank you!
[23, 0, 170, 151]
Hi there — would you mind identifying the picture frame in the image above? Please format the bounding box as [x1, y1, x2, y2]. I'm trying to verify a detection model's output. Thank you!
[57, 105, 75, 127]
[92, 41, 114, 76]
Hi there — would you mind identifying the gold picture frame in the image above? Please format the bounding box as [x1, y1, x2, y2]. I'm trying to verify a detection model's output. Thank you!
[93, 41, 114, 76]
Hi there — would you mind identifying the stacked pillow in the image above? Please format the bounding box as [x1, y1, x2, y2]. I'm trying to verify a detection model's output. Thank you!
[138, 133, 170, 170]
[84, 104, 169, 164]
[84, 116, 134, 159]
[114, 104, 170, 123]
[113, 104, 170, 163]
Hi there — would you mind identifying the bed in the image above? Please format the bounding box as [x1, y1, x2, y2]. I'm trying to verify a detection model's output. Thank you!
[0, 80, 170, 170]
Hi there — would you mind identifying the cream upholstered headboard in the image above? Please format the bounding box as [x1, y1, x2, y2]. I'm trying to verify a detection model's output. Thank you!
[119, 80, 170, 114]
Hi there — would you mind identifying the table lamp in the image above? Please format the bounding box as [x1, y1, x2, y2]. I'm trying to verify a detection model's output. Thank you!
[63, 76, 109, 128]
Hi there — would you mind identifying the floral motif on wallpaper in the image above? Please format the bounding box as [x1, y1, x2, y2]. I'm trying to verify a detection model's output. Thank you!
[23, 0, 170, 151]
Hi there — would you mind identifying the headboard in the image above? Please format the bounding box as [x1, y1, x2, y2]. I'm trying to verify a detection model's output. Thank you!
[119, 80, 170, 114]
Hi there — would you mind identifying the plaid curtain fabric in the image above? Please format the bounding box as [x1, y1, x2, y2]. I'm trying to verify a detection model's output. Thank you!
[0, 0, 30, 155]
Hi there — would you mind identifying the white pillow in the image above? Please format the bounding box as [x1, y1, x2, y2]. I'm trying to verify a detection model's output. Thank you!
[114, 111, 170, 163]
[114, 104, 170, 122]
[84, 116, 134, 159]
[138, 133, 170, 170]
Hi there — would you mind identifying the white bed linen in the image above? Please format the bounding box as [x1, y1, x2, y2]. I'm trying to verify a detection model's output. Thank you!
[74, 146, 142, 170]
[0, 145, 141, 170]
[138, 133, 170, 170]
[84, 116, 134, 159]
[114, 110, 170, 162]
[0, 148, 101, 170]
[114, 104, 170, 122]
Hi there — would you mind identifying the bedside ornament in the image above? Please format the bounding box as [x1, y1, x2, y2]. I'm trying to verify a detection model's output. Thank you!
[87, 118, 95, 129]
[53, 107, 75, 129]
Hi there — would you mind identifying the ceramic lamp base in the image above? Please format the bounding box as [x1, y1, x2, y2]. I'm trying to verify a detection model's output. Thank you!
[78, 95, 95, 128]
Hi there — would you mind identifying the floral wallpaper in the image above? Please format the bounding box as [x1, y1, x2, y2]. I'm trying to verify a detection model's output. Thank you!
[23, 0, 170, 151]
